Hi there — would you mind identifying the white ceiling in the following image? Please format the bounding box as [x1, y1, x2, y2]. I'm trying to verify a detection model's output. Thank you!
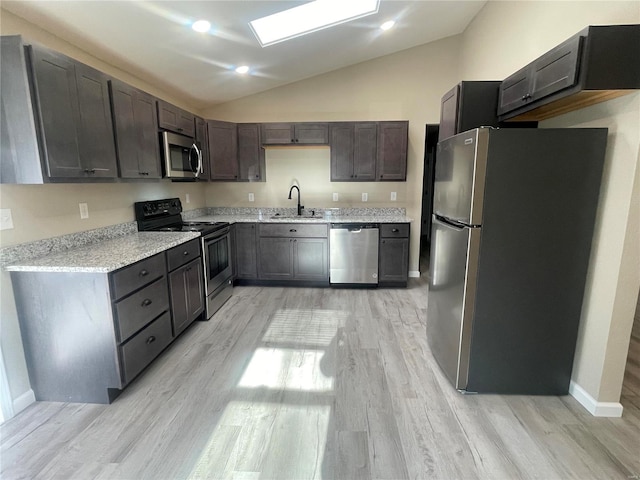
[3, 1, 486, 108]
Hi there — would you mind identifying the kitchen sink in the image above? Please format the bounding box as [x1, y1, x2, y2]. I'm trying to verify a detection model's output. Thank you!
[269, 214, 323, 220]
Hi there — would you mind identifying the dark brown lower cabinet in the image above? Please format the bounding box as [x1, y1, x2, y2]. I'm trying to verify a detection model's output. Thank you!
[257, 224, 329, 283]
[235, 223, 258, 279]
[379, 223, 410, 286]
[168, 258, 204, 336]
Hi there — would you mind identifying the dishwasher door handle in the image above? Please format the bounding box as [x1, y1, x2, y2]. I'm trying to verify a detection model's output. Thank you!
[349, 228, 362, 233]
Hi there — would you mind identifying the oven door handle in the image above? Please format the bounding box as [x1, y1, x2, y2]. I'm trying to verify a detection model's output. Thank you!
[204, 226, 231, 240]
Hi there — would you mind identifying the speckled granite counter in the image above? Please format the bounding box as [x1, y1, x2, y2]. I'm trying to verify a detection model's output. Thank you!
[190, 214, 412, 224]
[5, 232, 200, 273]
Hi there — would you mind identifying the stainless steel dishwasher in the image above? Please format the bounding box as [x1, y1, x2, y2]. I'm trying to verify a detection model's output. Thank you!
[330, 224, 379, 286]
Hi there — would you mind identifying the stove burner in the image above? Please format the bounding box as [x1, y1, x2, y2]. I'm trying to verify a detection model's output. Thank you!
[134, 199, 228, 236]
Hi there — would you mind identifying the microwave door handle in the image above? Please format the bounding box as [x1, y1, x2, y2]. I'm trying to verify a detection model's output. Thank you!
[190, 143, 202, 177]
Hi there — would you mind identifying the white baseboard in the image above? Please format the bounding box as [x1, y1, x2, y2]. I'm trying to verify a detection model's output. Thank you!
[569, 381, 623, 417]
[409, 270, 420, 278]
[13, 389, 35, 415]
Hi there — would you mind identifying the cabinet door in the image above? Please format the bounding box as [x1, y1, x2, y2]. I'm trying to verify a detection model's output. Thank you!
[497, 66, 532, 115]
[74, 62, 117, 177]
[294, 123, 329, 144]
[376, 121, 408, 181]
[353, 123, 377, 180]
[208, 120, 238, 180]
[157, 100, 195, 137]
[293, 238, 328, 281]
[238, 124, 264, 181]
[169, 258, 204, 337]
[258, 237, 293, 280]
[195, 117, 210, 180]
[379, 238, 409, 283]
[29, 45, 83, 178]
[530, 34, 582, 102]
[261, 123, 293, 144]
[330, 123, 355, 181]
[110, 79, 161, 178]
[235, 223, 258, 279]
[439, 84, 460, 141]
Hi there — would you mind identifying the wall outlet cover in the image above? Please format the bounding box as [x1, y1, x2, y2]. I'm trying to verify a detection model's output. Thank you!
[248, 193, 255, 202]
[362, 193, 368, 202]
[332, 193, 339, 202]
[79, 203, 89, 219]
[0, 208, 14, 230]
[185, 193, 191, 204]
[391, 192, 397, 201]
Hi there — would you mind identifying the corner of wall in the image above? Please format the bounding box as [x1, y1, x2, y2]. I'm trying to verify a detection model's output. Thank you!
[569, 381, 623, 417]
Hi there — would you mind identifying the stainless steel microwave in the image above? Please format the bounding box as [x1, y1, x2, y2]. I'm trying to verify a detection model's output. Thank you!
[161, 131, 202, 179]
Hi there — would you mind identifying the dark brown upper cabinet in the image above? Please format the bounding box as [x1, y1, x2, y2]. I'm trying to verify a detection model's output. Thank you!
[1, 36, 45, 184]
[109, 79, 161, 179]
[330, 122, 377, 181]
[157, 99, 195, 137]
[262, 122, 329, 145]
[208, 120, 238, 181]
[440, 82, 497, 141]
[195, 116, 210, 180]
[238, 123, 265, 182]
[376, 121, 408, 181]
[499, 25, 640, 121]
[27, 43, 118, 180]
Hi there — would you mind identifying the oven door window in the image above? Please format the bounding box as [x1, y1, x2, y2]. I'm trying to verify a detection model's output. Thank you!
[169, 145, 194, 172]
[207, 236, 230, 281]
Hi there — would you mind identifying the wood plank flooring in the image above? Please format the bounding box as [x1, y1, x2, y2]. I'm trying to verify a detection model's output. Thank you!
[2, 276, 640, 480]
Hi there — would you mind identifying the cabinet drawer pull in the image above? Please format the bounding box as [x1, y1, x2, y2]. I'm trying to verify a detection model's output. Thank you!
[146, 336, 156, 344]
[141, 299, 152, 307]
[183, 251, 190, 256]
[392, 228, 399, 233]
[289, 229, 297, 232]
[139, 269, 149, 277]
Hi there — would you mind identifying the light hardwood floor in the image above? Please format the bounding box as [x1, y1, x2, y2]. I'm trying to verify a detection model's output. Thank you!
[2, 276, 640, 480]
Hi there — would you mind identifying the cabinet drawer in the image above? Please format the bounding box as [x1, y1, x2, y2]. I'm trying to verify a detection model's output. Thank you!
[166, 239, 201, 271]
[120, 311, 173, 384]
[259, 223, 328, 238]
[114, 277, 169, 342]
[380, 223, 409, 238]
[111, 254, 166, 300]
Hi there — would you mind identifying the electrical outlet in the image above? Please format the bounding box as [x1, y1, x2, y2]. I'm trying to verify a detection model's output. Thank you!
[390, 192, 397, 201]
[79, 203, 89, 219]
[185, 193, 191, 204]
[248, 193, 255, 202]
[332, 193, 339, 202]
[362, 192, 368, 202]
[0, 208, 14, 230]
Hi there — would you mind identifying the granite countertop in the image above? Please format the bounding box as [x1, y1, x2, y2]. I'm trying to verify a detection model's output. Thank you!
[5, 232, 200, 273]
[191, 214, 412, 224]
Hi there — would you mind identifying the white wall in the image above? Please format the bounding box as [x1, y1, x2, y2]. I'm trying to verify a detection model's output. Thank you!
[460, 0, 640, 409]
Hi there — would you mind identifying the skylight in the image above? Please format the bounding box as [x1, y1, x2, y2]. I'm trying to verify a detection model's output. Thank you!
[249, 0, 380, 47]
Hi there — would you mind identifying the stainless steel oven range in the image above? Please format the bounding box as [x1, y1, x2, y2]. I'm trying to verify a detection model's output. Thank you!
[134, 198, 232, 319]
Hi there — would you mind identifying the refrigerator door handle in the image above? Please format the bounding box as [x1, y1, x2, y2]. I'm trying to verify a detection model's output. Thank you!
[433, 214, 467, 231]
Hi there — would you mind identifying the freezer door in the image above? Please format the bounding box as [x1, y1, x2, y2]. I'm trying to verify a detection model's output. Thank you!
[433, 128, 489, 226]
[427, 215, 481, 390]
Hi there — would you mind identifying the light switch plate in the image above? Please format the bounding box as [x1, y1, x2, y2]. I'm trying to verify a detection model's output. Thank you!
[0, 208, 14, 230]
[390, 192, 397, 201]
[79, 203, 89, 219]
[362, 193, 368, 202]
[248, 193, 255, 202]
[332, 193, 339, 202]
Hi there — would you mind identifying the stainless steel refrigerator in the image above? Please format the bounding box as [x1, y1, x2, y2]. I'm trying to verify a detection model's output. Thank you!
[427, 127, 607, 394]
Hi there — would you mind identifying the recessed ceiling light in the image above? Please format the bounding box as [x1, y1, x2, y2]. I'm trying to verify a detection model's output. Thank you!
[235, 65, 250, 74]
[192, 20, 211, 33]
[250, 0, 380, 47]
[380, 20, 395, 31]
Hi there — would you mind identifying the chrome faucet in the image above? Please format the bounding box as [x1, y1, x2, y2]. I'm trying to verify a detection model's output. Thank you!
[288, 185, 304, 216]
